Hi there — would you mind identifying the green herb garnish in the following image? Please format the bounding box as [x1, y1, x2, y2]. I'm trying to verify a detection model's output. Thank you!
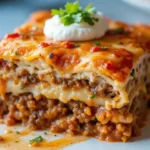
[14, 51, 19, 55]
[52, 2, 98, 26]
[29, 32, 33, 37]
[74, 43, 79, 47]
[16, 131, 20, 134]
[90, 94, 95, 99]
[20, 85, 24, 90]
[101, 46, 107, 50]
[29, 136, 43, 144]
[93, 41, 100, 46]
[130, 69, 135, 77]
[15, 141, 19, 143]
[114, 27, 124, 34]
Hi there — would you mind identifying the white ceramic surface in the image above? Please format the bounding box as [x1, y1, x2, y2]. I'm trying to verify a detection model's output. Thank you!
[122, 0, 150, 12]
[0, 114, 150, 150]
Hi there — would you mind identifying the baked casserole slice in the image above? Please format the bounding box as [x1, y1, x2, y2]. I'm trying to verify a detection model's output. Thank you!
[0, 11, 149, 142]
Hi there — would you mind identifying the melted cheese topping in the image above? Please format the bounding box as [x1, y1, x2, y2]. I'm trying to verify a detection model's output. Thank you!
[0, 29, 145, 82]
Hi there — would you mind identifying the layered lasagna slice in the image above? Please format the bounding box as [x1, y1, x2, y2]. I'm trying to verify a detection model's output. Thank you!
[0, 11, 149, 142]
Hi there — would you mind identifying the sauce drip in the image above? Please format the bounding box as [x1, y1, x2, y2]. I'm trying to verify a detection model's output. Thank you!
[0, 128, 88, 150]
[31, 136, 88, 150]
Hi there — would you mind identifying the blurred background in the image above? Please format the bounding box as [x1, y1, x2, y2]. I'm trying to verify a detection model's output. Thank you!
[0, 0, 150, 36]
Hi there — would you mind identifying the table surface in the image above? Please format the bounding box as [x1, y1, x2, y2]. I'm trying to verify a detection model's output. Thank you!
[0, 0, 150, 37]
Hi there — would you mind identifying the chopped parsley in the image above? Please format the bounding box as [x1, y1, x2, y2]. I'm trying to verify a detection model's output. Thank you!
[14, 51, 19, 55]
[101, 46, 107, 50]
[90, 94, 95, 99]
[15, 141, 19, 143]
[93, 41, 100, 46]
[29, 32, 33, 37]
[130, 69, 135, 77]
[20, 85, 24, 90]
[29, 136, 43, 144]
[49, 52, 54, 59]
[16, 131, 20, 134]
[52, 2, 98, 26]
[74, 43, 79, 47]
[114, 27, 124, 34]
[54, 134, 57, 137]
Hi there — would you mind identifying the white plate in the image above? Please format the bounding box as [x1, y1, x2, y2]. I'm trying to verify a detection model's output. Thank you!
[122, 0, 150, 12]
[0, 114, 150, 150]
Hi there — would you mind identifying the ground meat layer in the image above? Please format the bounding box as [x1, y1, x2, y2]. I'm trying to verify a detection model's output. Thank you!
[0, 91, 149, 142]
[0, 59, 119, 99]
[14, 73, 118, 99]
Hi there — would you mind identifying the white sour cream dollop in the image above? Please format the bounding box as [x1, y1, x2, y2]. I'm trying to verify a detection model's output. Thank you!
[43, 12, 108, 41]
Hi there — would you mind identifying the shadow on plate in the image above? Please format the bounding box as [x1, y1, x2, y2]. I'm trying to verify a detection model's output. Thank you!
[132, 113, 150, 142]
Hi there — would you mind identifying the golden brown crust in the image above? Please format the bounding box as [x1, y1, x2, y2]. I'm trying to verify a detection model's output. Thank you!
[0, 11, 149, 82]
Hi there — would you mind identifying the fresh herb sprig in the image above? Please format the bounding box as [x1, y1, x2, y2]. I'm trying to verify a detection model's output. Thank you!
[51, 2, 98, 26]
[16, 131, 20, 134]
[90, 94, 95, 99]
[29, 136, 43, 144]
[93, 41, 100, 46]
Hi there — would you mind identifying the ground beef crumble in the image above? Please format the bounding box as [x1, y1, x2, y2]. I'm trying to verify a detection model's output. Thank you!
[0, 92, 148, 142]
